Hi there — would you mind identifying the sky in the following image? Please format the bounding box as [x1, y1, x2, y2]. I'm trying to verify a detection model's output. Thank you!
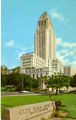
[1, 0, 76, 69]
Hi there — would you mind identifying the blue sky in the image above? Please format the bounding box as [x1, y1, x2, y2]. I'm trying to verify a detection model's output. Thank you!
[1, 0, 76, 69]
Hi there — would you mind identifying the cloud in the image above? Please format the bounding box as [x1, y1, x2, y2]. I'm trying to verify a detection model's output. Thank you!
[56, 46, 76, 65]
[16, 47, 27, 60]
[21, 47, 27, 51]
[56, 38, 76, 69]
[74, 56, 76, 60]
[58, 49, 74, 58]
[6, 40, 14, 47]
[71, 61, 76, 69]
[19, 52, 25, 58]
[56, 51, 70, 65]
[56, 38, 76, 48]
[72, 61, 76, 65]
[49, 10, 69, 23]
[50, 10, 64, 20]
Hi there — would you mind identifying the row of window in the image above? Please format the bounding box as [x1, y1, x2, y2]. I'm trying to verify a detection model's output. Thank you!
[37, 31, 46, 34]
[39, 20, 46, 27]
[34, 59, 44, 62]
[22, 58, 31, 61]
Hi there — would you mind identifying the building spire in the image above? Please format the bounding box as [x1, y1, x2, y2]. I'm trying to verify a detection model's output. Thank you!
[40, 12, 49, 19]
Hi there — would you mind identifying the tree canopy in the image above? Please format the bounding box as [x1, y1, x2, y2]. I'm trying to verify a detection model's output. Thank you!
[1, 73, 40, 91]
[46, 74, 70, 95]
[70, 74, 76, 88]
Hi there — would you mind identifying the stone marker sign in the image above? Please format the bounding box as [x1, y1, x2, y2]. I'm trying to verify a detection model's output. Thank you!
[2, 101, 55, 120]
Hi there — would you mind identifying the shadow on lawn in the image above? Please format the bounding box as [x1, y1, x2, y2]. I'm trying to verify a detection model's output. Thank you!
[65, 113, 76, 120]
[2, 104, 14, 108]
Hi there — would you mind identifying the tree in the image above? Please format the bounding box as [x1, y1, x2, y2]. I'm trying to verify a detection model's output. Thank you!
[1, 74, 7, 87]
[70, 74, 76, 88]
[12, 66, 21, 73]
[1, 65, 8, 75]
[46, 74, 70, 95]
[1, 73, 22, 91]
[40, 76, 48, 90]
[32, 78, 40, 90]
[42, 76, 48, 83]
[23, 75, 40, 91]
[1, 72, 42, 91]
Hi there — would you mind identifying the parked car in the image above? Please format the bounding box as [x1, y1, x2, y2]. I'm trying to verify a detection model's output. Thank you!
[19, 90, 29, 94]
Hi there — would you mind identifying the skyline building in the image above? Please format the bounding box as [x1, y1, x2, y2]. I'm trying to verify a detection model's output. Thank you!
[21, 12, 63, 79]
[34, 12, 56, 67]
[64, 66, 76, 76]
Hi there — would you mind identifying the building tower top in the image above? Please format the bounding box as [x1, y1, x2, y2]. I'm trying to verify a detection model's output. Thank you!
[34, 12, 56, 62]
[40, 12, 48, 19]
[38, 12, 53, 25]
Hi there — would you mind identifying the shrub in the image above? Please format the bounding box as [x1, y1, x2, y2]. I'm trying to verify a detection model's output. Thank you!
[55, 100, 64, 111]
[51, 111, 60, 118]
[41, 118, 49, 120]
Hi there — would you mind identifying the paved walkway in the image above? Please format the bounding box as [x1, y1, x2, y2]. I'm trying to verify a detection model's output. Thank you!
[1, 92, 45, 97]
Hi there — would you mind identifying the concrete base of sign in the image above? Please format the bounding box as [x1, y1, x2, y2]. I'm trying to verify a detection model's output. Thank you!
[2, 101, 55, 120]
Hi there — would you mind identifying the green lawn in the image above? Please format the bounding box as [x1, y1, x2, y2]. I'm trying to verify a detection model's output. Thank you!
[1, 91, 15, 93]
[1, 94, 76, 119]
[51, 94, 76, 119]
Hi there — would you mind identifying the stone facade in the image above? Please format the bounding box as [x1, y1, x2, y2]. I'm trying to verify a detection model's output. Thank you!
[21, 67, 52, 79]
[34, 12, 56, 66]
[20, 12, 63, 78]
[3, 101, 55, 120]
[21, 53, 45, 69]
[52, 59, 63, 74]
[64, 65, 76, 76]
[21, 59, 63, 80]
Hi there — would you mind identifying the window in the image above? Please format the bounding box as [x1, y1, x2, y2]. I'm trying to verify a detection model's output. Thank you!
[44, 20, 46, 26]
[42, 22, 43, 26]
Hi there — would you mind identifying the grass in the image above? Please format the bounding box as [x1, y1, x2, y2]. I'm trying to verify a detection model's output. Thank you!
[1, 91, 15, 93]
[1, 87, 15, 92]
[51, 94, 76, 119]
[1, 95, 50, 117]
[1, 94, 76, 119]
[62, 118, 76, 120]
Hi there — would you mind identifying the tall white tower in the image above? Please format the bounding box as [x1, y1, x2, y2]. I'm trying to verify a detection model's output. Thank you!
[34, 12, 56, 67]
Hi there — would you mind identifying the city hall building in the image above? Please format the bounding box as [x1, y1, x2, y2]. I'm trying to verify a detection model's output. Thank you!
[20, 12, 63, 79]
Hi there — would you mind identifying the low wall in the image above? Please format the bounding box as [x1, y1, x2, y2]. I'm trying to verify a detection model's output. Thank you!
[2, 101, 55, 120]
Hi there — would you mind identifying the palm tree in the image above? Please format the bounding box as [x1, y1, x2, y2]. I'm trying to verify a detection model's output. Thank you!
[12, 66, 21, 73]
[1, 65, 8, 74]
[16, 66, 21, 73]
